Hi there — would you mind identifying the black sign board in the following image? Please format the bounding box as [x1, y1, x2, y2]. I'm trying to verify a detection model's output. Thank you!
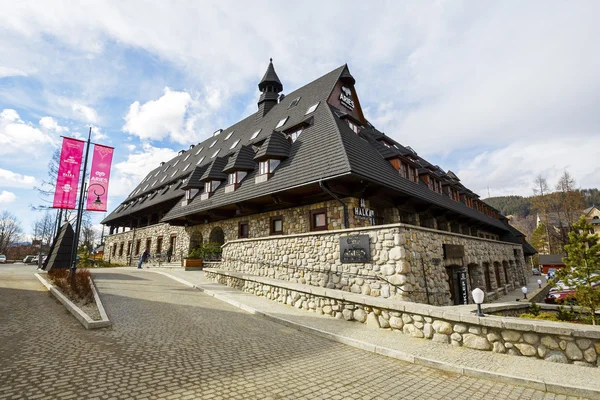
[443, 244, 464, 259]
[340, 235, 370, 263]
[458, 270, 469, 305]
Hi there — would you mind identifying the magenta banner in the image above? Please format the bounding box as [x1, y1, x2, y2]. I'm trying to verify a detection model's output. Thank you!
[53, 137, 85, 209]
[85, 144, 114, 212]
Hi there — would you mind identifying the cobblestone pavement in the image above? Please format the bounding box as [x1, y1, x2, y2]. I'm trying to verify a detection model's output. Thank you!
[0, 265, 586, 400]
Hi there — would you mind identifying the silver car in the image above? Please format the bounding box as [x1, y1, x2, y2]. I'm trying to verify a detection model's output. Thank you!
[0, 255, 6, 264]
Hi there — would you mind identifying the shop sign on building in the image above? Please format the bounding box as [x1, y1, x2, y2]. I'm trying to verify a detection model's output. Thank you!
[354, 198, 375, 225]
[339, 86, 355, 110]
[443, 244, 464, 259]
[458, 270, 469, 305]
[340, 235, 370, 263]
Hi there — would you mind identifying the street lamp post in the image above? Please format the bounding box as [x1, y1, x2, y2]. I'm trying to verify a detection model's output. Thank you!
[472, 288, 485, 317]
[521, 286, 528, 300]
[537, 279, 542, 289]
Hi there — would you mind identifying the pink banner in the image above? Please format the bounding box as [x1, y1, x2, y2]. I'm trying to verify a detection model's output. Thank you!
[53, 138, 85, 209]
[85, 144, 114, 212]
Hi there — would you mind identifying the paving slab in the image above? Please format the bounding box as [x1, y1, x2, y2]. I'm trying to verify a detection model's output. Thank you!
[157, 268, 600, 399]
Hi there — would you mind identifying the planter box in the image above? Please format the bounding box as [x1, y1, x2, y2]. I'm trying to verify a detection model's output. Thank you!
[184, 258, 203, 271]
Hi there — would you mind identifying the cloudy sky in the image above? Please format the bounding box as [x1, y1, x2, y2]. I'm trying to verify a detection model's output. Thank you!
[1, 0, 599, 238]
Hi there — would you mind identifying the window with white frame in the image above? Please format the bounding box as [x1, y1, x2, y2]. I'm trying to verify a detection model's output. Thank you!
[348, 120, 360, 134]
[259, 159, 280, 175]
[204, 181, 212, 193]
[275, 116, 288, 129]
[288, 129, 302, 143]
[228, 172, 236, 185]
[250, 129, 261, 140]
[305, 102, 319, 115]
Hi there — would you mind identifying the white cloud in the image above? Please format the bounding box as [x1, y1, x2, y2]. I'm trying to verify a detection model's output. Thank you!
[122, 87, 213, 144]
[72, 103, 99, 123]
[0, 109, 55, 156]
[0, 191, 17, 203]
[457, 135, 600, 197]
[0, 168, 36, 188]
[0, 66, 27, 78]
[91, 125, 108, 141]
[39, 116, 69, 133]
[109, 143, 178, 197]
[126, 144, 136, 151]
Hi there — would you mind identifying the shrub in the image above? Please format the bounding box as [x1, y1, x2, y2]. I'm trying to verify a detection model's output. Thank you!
[47, 268, 94, 304]
[187, 242, 222, 261]
[519, 312, 560, 322]
[529, 302, 541, 316]
[557, 305, 577, 322]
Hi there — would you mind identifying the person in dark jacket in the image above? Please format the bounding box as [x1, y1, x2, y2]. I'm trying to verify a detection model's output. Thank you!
[138, 249, 150, 269]
[166, 245, 173, 263]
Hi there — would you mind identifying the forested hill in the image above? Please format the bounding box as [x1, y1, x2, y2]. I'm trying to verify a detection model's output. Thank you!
[483, 189, 600, 218]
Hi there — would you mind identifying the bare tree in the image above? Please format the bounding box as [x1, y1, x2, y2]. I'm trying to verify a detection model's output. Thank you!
[532, 175, 553, 253]
[80, 215, 97, 253]
[32, 212, 55, 249]
[0, 211, 23, 255]
[555, 170, 584, 235]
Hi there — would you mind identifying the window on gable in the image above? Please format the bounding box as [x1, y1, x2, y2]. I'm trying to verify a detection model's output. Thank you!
[196, 156, 205, 165]
[288, 129, 302, 143]
[400, 163, 408, 179]
[275, 116, 288, 129]
[305, 102, 319, 115]
[288, 97, 301, 109]
[348, 120, 360, 134]
[195, 146, 204, 155]
[250, 129, 261, 140]
[211, 149, 220, 158]
[209, 139, 218, 148]
[230, 139, 240, 149]
[270, 216, 284, 235]
[224, 131, 234, 140]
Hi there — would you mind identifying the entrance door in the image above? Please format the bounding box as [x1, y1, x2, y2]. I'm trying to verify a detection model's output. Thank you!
[446, 265, 468, 305]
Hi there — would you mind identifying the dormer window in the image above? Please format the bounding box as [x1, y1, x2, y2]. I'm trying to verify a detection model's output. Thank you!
[225, 171, 248, 193]
[275, 117, 288, 129]
[259, 159, 279, 175]
[224, 131, 234, 140]
[288, 129, 302, 143]
[348, 120, 360, 134]
[288, 97, 301, 109]
[209, 139, 218, 148]
[250, 129, 261, 140]
[228, 173, 236, 185]
[213, 129, 222, 136]
[305, 102, 319, 115]
[400, 162, 408, 179]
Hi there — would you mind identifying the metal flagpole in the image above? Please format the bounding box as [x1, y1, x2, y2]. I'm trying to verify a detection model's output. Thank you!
[69, 127, 92, 282]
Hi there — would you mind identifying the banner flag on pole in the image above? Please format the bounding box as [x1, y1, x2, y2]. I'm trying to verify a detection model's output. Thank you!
[53, 137, 85, 209]
[85, 144, 114, 212]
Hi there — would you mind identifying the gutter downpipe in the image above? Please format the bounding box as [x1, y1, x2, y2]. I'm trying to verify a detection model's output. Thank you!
[319, 181, 349, 229]
[129, 225, 136, 267]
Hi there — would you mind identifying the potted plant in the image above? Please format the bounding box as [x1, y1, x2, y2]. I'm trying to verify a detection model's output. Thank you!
[183, 247, 204, 269]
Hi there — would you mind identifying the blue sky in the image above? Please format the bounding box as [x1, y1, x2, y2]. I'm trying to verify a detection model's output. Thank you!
[1, 1, 599, 239]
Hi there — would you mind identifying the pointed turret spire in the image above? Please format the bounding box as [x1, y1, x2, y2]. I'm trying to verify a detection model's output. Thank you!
[257, 58, 283, 117]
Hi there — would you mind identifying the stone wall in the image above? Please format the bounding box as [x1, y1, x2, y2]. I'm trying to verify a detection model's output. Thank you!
[103, 224, 190, 265]
[221, 223, 527, 305]
[206, 268, 600, 367]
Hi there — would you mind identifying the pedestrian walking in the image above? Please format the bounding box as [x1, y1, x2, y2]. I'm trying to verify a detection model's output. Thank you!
[166, 245, 173, 263]
[138, 249, 150, 269]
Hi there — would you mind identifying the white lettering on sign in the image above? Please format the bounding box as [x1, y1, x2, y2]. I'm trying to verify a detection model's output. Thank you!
[354, 198, 376, 225]
[339, 86, 355, 110]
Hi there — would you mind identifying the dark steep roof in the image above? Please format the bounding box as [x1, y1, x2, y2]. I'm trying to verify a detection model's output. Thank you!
[181, 164, 208, 189]
[258, 59, 283, 93]
[200, 157, 228, 181]
[223, 146, 256, 173]
[539, 254, 565, 265]
[254, 131, 291, 161]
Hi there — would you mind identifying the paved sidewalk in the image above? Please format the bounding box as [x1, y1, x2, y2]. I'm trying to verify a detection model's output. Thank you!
[153, 267, 600, 399]
[494, 274, 550, 304]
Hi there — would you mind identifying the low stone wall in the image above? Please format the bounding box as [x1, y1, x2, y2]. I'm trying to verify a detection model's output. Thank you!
[205, 268, 600, 367]
[221, 223, 527, 306]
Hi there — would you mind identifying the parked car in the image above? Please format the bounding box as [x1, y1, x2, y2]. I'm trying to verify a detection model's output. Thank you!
[547, 268, 557, 279]
[532, 268, 541, 276]
[545, 279, 600, 304]
[23, 255, 35, 263]
[0, 255, 6, 264]
[31, 255, 47, 264]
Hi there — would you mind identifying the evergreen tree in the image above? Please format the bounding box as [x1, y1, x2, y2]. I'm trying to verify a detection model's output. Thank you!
[557, 217, 600, 325]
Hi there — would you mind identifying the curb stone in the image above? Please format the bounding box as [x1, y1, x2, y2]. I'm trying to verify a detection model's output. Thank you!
[152, 270, 600, 400]
[35, 273, 111, 330]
